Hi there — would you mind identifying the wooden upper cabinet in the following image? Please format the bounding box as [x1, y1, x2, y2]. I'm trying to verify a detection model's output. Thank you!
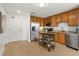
[37, 17, 40, 23]
[31, 16, 37, 22]
[69, 8, 79, 26]
[35, 17, 38, 22]
[31, 16, 40, 23]
[75, 8, 79, 26]
[56, 14, 62, 23]
[44, 17, 51, 26]
[51, 16, 57, 26]
[31, 16, 34, 22]
[31, 16, 45, 26]
[61, 12, 69, 22]
[78, 8, 79, 25]
[40, 18, 44, 26]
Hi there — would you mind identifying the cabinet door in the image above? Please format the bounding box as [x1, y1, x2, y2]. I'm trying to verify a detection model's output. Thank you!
[78, 9, 79, 25]
[37, 17, 40, 23]
[40, 18, 44, 26]
[69, 9, 79, 26]
[58, 33, 65, 44]
[31, 16, 40, 23]
[31, 16, 34, 22]
[34, 17, 38, 22]
[45, 17, 51, 26]
[55, 33, 59, 42]
[51, 16, 57, 26]
[62, 12, 69, 22]
[75, 9, 79, 26]
[56, 14, 62, 23]
[31, 16, 36, 22]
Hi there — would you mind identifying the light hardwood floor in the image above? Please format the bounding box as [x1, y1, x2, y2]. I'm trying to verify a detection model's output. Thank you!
[2, 40, 79, 56]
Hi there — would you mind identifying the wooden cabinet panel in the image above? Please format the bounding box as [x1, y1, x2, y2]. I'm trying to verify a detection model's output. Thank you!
[40, 18, 44, 26]
[44, 17, 51, 26]
[61, 12, 69, 22]
[37, 17, 40, 23]
[31, 16, 39, 22]
[31, 8, 79, 27]
[31, 16, 34, 22]
[55, 33, 59, 42]
[31, 16, 37, 22]
[69, 10, 75, 26]
[56, 14, 61, 23]
[58, 33, 65, 44]
[42, 18, 45, 26]
[69, 9, 79, 26]
[75, 9, 79, 26]
[44, 18, 47, 26]
[31, 16, 45, 26]
[35, 17, 37, 22]
[78, 9, 79, 25]
[54, 32, 66, 45]
[51, 16, 57, 26]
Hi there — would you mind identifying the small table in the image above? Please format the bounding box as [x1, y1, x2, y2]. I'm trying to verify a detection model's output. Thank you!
[39, 32, 56, 51]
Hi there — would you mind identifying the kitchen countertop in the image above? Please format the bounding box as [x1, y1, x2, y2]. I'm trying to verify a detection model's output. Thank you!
[40, 31, 66, 34]
[67, 32, 79, 36]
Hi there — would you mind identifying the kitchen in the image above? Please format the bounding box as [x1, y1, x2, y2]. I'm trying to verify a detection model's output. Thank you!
[0, 3, 79, 56]
[31, 8, 79, 51]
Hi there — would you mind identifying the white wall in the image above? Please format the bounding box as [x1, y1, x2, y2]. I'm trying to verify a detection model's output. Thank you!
[0, 4, 31, 44]
[5, 13, 31, 43]
[0, 5, 31, 55]
[0, 4, 6, 44]
[0, 4, 6, 55]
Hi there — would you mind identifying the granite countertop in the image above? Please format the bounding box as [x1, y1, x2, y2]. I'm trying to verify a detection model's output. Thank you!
[67, 31, 79, 36]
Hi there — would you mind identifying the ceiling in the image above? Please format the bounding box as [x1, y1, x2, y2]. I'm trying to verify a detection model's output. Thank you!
[2, 3, 79, 18]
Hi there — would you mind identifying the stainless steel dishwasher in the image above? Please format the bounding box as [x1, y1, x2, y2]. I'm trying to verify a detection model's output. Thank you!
[66, 32, 79, 50]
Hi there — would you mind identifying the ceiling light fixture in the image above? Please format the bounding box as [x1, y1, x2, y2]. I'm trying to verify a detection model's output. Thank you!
[36, 3, 47, 7]
[17, 10, 21, 13]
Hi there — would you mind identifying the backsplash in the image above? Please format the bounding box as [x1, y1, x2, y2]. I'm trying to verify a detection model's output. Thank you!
[53, 23, 78, 32]
[40, 23, 79, 32]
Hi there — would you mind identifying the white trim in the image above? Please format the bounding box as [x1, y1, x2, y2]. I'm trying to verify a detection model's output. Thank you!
[28, 39, 31, 43]
[0, 44, 5, 56]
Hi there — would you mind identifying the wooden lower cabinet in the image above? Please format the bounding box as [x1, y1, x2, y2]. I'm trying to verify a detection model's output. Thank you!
[58, 32, 66, 44]
[54, 32, 66, 45]
[54, 33, 59, 42]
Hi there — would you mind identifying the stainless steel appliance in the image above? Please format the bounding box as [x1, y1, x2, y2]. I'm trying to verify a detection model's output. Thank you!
[66, 32, 79, 50]
[31, 22, 40, 40]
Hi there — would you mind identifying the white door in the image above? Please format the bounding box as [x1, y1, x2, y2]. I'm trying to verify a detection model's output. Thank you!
[5, 16, 22, 43]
